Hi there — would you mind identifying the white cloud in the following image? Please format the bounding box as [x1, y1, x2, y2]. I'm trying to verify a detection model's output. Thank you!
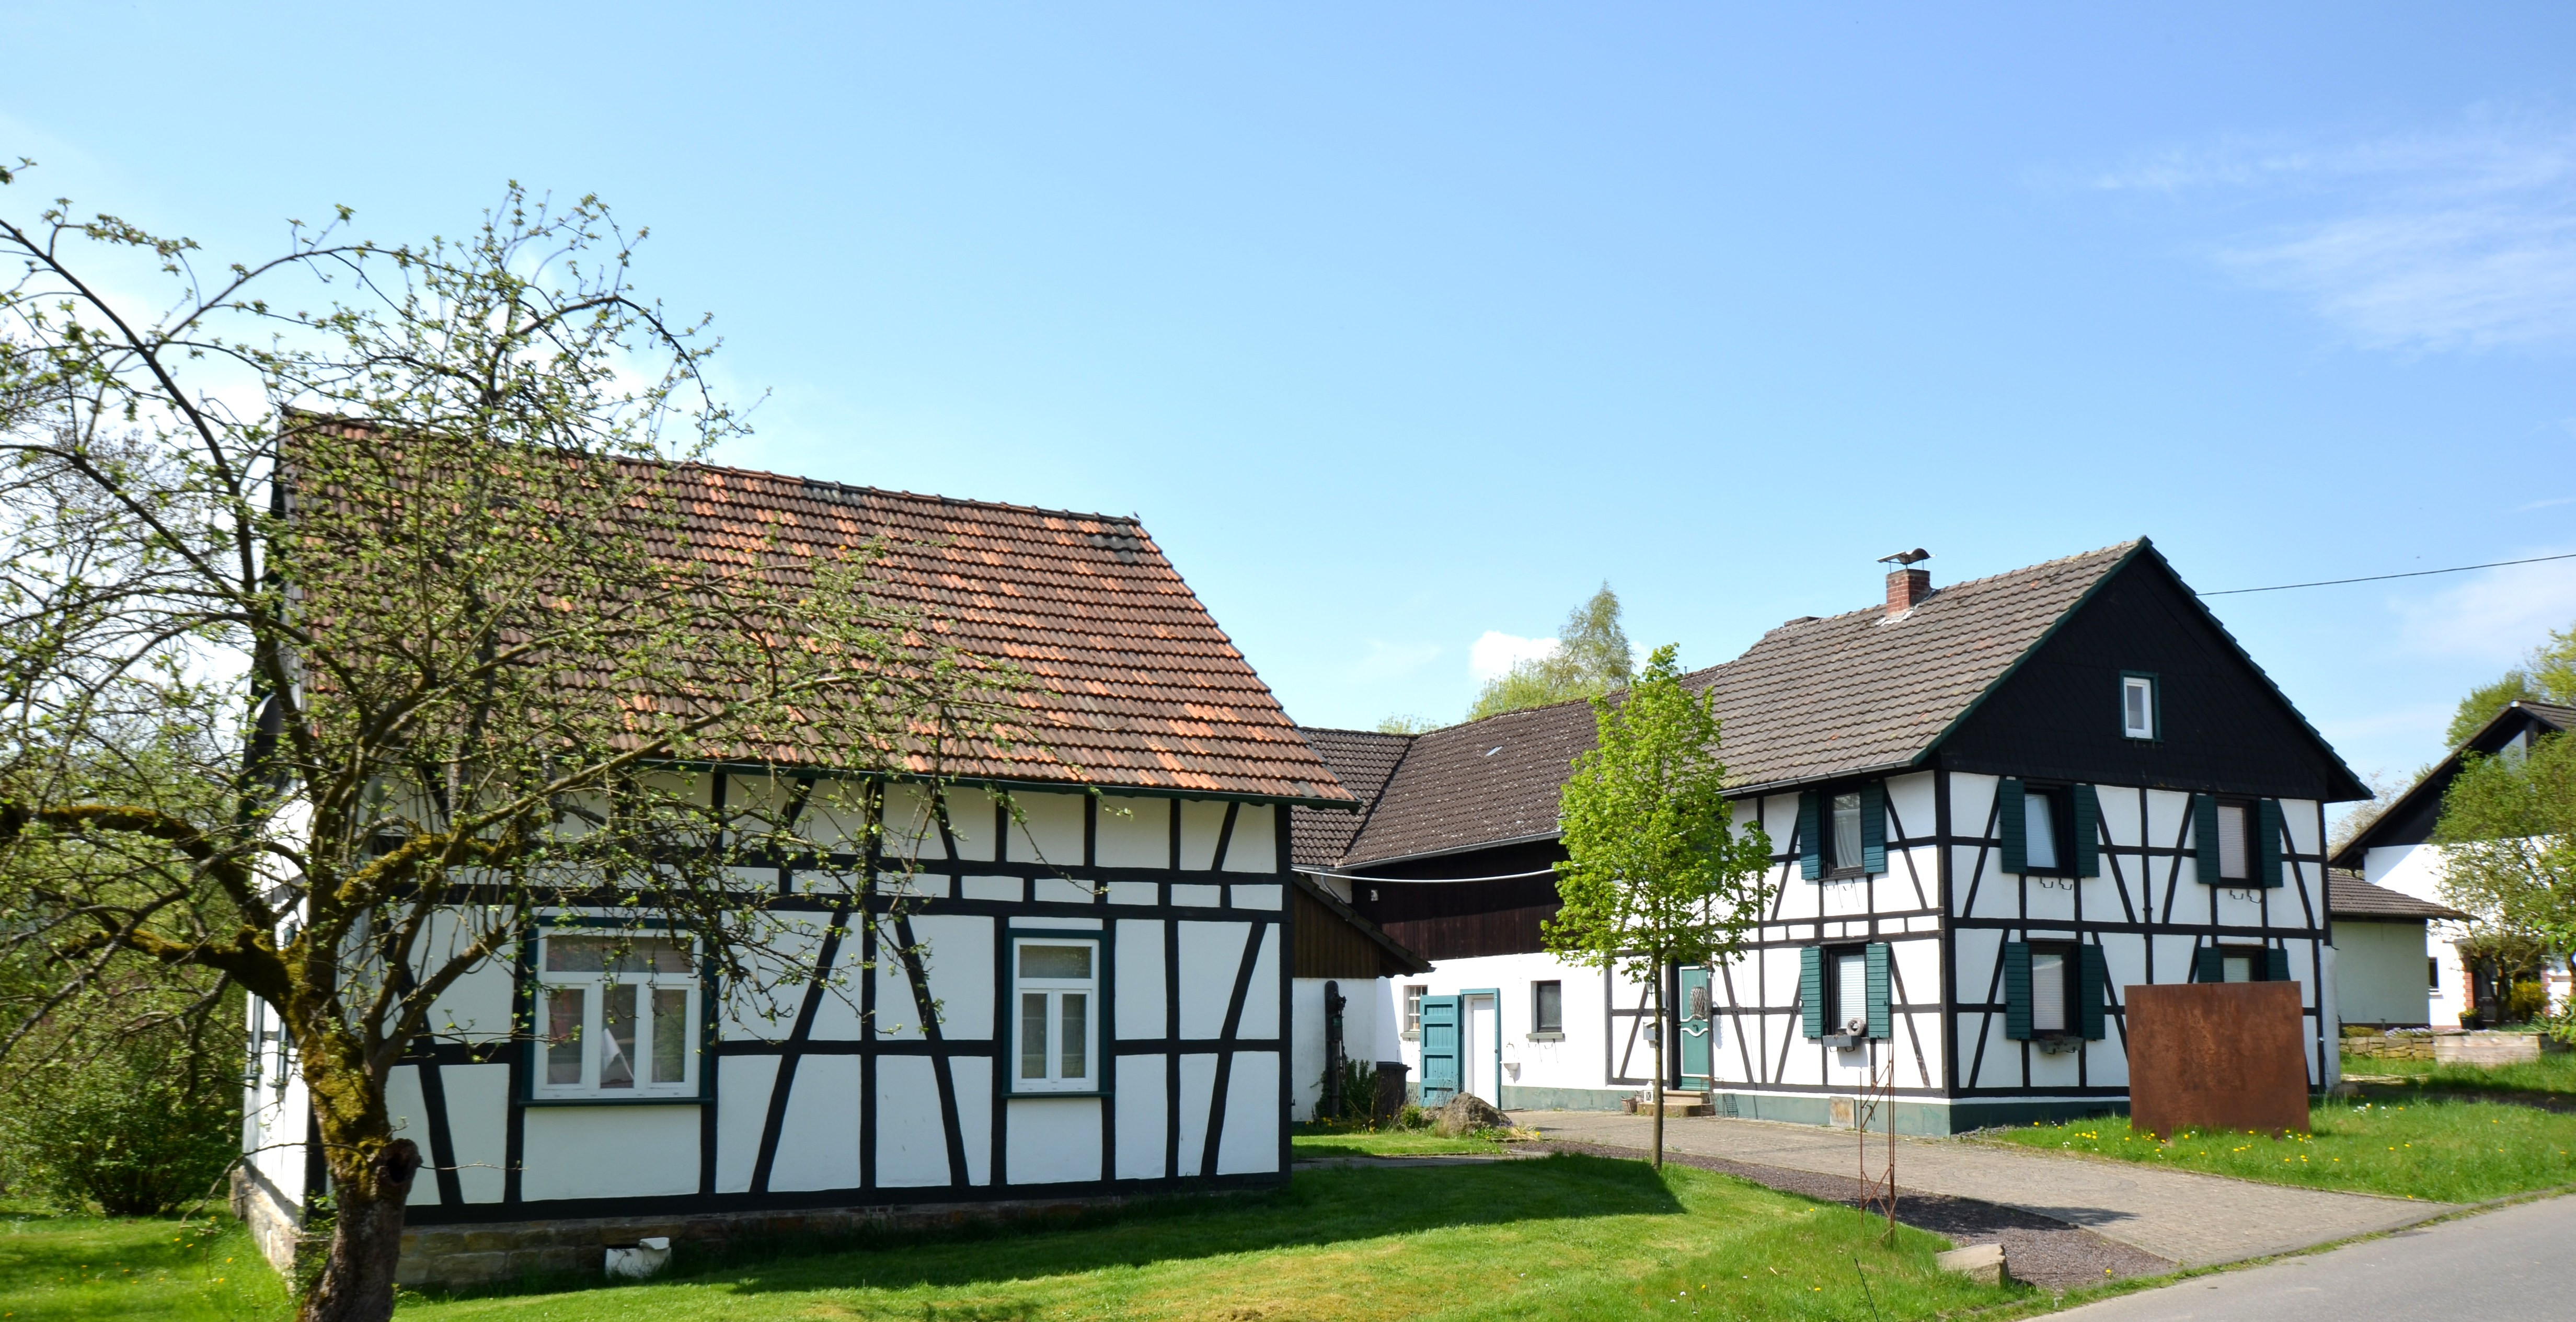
[2092, 109, 2576, 352]
[1344, 639, 1440, 684]
[2393, 555, 2576, 661]
[1469, 630, 1557, 683]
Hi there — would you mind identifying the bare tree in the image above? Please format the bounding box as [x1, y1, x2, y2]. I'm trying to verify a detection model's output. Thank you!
[0, 169, 1016, 1322]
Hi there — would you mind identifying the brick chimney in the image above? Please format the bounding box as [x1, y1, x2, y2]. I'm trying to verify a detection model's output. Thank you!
[1879, 548, 1931, 616]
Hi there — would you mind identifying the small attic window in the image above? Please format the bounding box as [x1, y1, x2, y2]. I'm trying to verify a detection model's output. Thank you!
[2120, 673, 2158, 741]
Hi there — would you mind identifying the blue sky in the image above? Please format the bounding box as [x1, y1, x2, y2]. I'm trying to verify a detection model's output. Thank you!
[8, 4, 2576, 803]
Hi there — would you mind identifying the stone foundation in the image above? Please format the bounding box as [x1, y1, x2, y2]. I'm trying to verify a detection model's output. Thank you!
[229, 1167, 307, 1279]
[394, 1194, 1128, 1290]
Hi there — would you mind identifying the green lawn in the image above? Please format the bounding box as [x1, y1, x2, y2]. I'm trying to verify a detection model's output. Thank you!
[2342, 1048, 2576, 1097]
[1, 1157, 2028, 1321]
[1990, 1097, 2576, 1202]
[1290, 1122, 1516, 1159]
[0, 1206, 289, 1321]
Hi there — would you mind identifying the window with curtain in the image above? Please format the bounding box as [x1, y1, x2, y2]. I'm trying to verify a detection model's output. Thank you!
[1828, 791, 1865, 876]
[1532, 981, 1562, 1034]
[2121, 674, 2157, 740]
[2025, 790, 2061, 872]
[1404, 984, 1426, 1038]
[533, 933, 700, 1100]
[2215, 801, 2251, 881]
[2029, 948, 2069, 1033]
[1014, 938, 1098, 1092]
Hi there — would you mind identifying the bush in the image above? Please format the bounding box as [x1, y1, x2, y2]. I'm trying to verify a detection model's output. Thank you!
[2, 1032, 240, 1215]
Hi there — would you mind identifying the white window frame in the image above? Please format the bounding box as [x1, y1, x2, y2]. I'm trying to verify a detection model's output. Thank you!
[532, 929, 703, 1101]
[1011, 936, 1100, 1094]
[2121, 673, 2158, 740]
[1403, 984, 1427, 1039]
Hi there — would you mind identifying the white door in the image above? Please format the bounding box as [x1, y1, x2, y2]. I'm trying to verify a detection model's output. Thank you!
[1463, 994, 1498, 1103]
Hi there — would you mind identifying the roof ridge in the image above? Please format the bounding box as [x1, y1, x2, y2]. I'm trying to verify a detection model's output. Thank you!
[1770, 540, 2147, 632]
[674, 456, 1146, 530]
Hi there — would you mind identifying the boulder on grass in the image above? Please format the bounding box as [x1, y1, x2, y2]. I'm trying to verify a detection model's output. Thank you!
[1432, 1094, 1510, 1136]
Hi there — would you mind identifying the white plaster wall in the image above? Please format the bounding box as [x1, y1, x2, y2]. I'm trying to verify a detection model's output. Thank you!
[1216, 1052, 1282, 1173]
[444, 1063, 510, 1202]
[1097, 795, 1170, 868]
[1221, 805, 1278, 872]
[1384, 950, 1625, 1098]
[1006, 791, 1087, 866]
[872, 1054, 952, 1187]
[521, 1106, 699, 1200]
[770, 1054, 862, 1192]
[1113, 1055, 1168, 1178]
[2365, 844, 2471, 1024]
[2336, 919, 2435, 1026]
[1005, 1097, 1102, 1184]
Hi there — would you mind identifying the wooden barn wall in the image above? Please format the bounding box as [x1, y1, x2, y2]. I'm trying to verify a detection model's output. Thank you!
[1292, 887, 1396, 979]
[1938, 556, 2361, 802]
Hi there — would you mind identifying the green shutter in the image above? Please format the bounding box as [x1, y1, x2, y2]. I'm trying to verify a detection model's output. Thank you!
[2193, 796, 2221, 884]
[2264, 947, 2291, 982]
[1859, 781, 1887, 875]
[2078, 944, 2108, 1040]
[2257, 800, 2284, 888]
[1797, 791, 1822, 880]
[2193, 946, 2224, 983]
[1865, 942, 1892, 1040]
[1799, 946, 1825, 1038]
[1997, 779, 2027, 875]
[2072, 785, 2100, 878]
[2001, 941, 2031, 1040]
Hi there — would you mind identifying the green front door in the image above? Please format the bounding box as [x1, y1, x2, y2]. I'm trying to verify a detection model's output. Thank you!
[1677, 966, 1713, 1090]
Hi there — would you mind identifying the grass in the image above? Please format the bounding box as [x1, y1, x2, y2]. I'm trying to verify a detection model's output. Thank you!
[2342, 1048, 2576, 1097]
[0, 1204, 290, 1321]
[0, 1157, 2028, 1321]
[1988, 1096, 2576, 1202]
[1289, 1122, 1517, 1159]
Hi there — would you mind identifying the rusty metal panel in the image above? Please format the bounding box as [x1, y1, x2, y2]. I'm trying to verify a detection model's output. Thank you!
[2124, 982, 2309, 1139]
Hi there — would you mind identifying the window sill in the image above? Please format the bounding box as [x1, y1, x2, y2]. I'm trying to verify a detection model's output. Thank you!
[523, 1095, 708, 1108]
[1525, 1031, 1565, 1042]
[1401, 1031, 1419, 1041]
[1007, 1088, 1110, 1100]
[2031, 1034, 2085, 1055]
[1822, 1034, 1876, 1052]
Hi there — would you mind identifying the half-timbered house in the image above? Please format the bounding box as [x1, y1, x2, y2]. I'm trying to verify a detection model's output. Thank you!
[1295, 541, 2368, 1133]
[236, 464, 1414, 1285]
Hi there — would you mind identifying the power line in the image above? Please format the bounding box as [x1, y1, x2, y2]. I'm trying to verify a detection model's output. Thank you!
[2200, 551, 2576, 597]
[1295, 865, 1559, 885]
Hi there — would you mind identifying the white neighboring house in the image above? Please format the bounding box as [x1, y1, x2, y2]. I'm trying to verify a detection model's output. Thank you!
[2329, 700, 2576, 1025]
[2323, 872, 2469, 1028]
[1300, 542, 2371, 1134]
[236, 462, 1416, 1288]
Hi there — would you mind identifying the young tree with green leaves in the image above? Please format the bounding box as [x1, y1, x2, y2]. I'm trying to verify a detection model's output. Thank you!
[2433, 731, 2576, 1032]
[1467, 583, 1634, 721]
[0, 173, 1016, 1322]
[2446, 624, 2576, 748]
[1545, 644, 1774, 1167]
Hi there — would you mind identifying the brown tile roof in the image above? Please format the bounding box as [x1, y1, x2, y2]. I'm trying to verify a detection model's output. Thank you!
[2328, 871, 2470, 922]
[1291, 728, 1413, 866]
[1335, 544, 2143, 865]
[634, 462, 1352, 803]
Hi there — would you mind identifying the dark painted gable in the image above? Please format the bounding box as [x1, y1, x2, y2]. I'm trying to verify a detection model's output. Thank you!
[1935, 549, 2367, 802]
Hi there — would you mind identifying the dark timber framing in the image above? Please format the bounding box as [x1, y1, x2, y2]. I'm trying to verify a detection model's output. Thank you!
[386, 779, 1300, 1226]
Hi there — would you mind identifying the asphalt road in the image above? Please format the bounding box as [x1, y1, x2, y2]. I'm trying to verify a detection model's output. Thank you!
[2052, 1192, 2573, 1320]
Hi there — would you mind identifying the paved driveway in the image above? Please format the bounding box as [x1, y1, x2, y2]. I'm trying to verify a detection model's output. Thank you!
[2050, 1191, 2573, 1319]
[1521, 1111, 2452, 1268]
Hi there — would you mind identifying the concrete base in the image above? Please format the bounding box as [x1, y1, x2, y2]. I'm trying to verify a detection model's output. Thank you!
[1499, 1084, 1634, 1112]
[1935, 1242, 2008, 1285]
[1695, 1091, 2133, 1135]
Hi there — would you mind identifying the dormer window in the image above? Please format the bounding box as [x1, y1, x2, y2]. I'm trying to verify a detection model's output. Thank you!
[2121, 673, 2158, 740]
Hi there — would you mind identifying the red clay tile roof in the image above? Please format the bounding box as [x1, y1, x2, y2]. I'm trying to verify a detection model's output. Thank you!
[1332, 544, 2144, 865]
[654, 462, 1352, 803]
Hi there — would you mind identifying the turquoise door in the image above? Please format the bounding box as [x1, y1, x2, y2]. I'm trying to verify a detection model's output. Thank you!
[1418, 995, 1461, 1105]
[1677, 967, 1713, 1090]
